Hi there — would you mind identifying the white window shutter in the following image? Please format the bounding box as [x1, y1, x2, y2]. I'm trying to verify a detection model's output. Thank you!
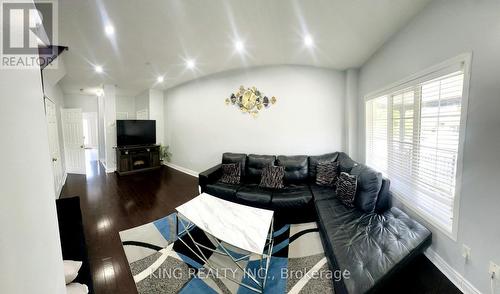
[365, 68, 465, 233]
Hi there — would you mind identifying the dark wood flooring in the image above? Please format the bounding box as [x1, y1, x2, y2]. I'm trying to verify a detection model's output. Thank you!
[61, 160, 461, 294]
[377, 253, 461, 294]
[61, 161, 198, 294]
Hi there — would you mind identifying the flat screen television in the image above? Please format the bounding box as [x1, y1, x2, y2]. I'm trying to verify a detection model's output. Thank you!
[117, 120, 156, 147]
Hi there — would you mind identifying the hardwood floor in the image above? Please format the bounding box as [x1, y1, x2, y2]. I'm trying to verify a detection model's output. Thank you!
[61, 159, 461, 294]
[61, 161, 198, 294]
[378, 254, 461, 294]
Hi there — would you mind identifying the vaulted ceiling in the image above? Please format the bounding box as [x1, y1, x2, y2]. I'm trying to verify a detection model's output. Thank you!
[58, 0, 432, 96]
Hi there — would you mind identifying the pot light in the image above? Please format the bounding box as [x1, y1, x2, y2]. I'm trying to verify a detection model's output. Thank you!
[186, 59, 196, 69]
[157, 76, 164, 83]
[104, 24, 115, 36]
[235, 40, 244, 52]
[94, 65, 103, 73]
[304, 35, 314, 47]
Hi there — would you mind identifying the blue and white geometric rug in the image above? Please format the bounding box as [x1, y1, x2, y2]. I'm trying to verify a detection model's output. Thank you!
[119, 213, 333, 293]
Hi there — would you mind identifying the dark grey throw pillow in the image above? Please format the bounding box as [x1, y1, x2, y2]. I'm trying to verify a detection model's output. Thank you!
[220, 163, 240, 184]
[259, 165, 285, 189]
[316, 161, 339, 187]
[336, 172, 357, 207]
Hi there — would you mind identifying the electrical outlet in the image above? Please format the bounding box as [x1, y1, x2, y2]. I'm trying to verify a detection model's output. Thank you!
[490, 262, 500, 278]
[462, 244, 471, 260]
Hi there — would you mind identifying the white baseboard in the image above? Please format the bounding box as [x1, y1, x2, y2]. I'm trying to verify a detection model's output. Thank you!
[66, 168, 86, 174]
[100, 160, 115, 173]
[99, 159, 106, 170]
[425, 248, 481, 294]
[163, 162, 199, 178]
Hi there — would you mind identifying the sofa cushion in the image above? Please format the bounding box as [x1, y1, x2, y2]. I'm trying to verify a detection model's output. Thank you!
[205, 182, 240, 201]
[220, 163, 241, 184]
[222, 152, 247, 177]
[246, 154, 276, 182]
[276, 155, 308, 183]
[336, 172, 357, 208]
[308, 152, 339, 180]
[314, 197, 431, 294]
[236, 184, 272, 206]
[310, 184, 336, 201]
[315, 161, 339, 187]
[271, 185, 313, 209]
[337, 152, 358, 173]
[259, 164, 285, 189]
[350, 164, 383, 213]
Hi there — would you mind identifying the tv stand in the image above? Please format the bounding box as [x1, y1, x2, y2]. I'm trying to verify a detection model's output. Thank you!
[116, 145, 161, 175]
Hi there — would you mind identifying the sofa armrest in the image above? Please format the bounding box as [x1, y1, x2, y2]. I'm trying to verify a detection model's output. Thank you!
[199, 164, 222, 192]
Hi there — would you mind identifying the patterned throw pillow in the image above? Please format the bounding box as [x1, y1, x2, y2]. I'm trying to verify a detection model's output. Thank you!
[336, 172, 357, 207]
[259, 165, 285, 189]
[220, 163, 241, 184]
[316, 161, 339, 187]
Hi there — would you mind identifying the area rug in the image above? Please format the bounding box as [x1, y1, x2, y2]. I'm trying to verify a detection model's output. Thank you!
[119, 213, 333, 293]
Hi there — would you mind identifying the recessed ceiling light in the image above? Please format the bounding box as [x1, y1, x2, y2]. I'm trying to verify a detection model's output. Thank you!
[235, 40, 244, 52]
[94, 65, 103, 73]
[157, 76, 164, 83]
[186, 59, 195, 69]
[104, 24, 115, 36]
[304, 35, 314, 47]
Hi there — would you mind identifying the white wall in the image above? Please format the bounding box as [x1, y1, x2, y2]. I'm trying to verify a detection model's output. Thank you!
[97, 95, 106, 162]
[116, 95, 136, 119]
[135, 90, 149, 117]
[0, 68, 65, 292]
[149, 89, 164, 145]
[164, 65, 345, 172]
[103, 85, 117, 172]
[358, 1, 500, 292]
[63, 93, 98, 112]
[345, 69, 359, 160]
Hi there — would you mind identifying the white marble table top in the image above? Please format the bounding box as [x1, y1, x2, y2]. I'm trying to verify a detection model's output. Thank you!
[175, 193, 274, 254]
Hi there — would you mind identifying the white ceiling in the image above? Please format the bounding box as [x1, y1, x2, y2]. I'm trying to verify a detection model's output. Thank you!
[58, 0, 432, 96]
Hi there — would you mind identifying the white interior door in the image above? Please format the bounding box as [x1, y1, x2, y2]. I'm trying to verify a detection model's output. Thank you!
[61, 108, 86, 174]
[82, 112, 98, 148]
[45, 98, 64, 197]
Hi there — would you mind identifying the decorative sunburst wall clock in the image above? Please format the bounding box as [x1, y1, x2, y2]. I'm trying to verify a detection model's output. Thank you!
[225, 86, 277, 117]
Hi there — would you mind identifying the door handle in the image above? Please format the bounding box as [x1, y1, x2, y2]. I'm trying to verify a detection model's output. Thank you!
[81, 145, 84, 149]
[52, 158, 57, 162]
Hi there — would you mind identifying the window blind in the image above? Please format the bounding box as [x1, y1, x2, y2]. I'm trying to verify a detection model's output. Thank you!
[366, 68, 465, 233]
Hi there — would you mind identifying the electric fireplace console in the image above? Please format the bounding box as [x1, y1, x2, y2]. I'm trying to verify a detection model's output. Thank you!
[115, 145, 161, 175]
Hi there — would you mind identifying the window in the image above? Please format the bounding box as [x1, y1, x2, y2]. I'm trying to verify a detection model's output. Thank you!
[365, 56, 469, 238]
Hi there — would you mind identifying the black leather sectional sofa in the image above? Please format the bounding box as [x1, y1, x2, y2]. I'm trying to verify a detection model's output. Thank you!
[199, 152, 432, 294]
[56, 197, 94, 294]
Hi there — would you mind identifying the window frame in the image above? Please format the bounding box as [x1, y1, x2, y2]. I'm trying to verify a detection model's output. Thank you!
[364, 53, 472, 240]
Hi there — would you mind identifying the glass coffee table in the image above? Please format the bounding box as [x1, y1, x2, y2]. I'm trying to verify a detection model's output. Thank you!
[175, 193, 274, 293]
